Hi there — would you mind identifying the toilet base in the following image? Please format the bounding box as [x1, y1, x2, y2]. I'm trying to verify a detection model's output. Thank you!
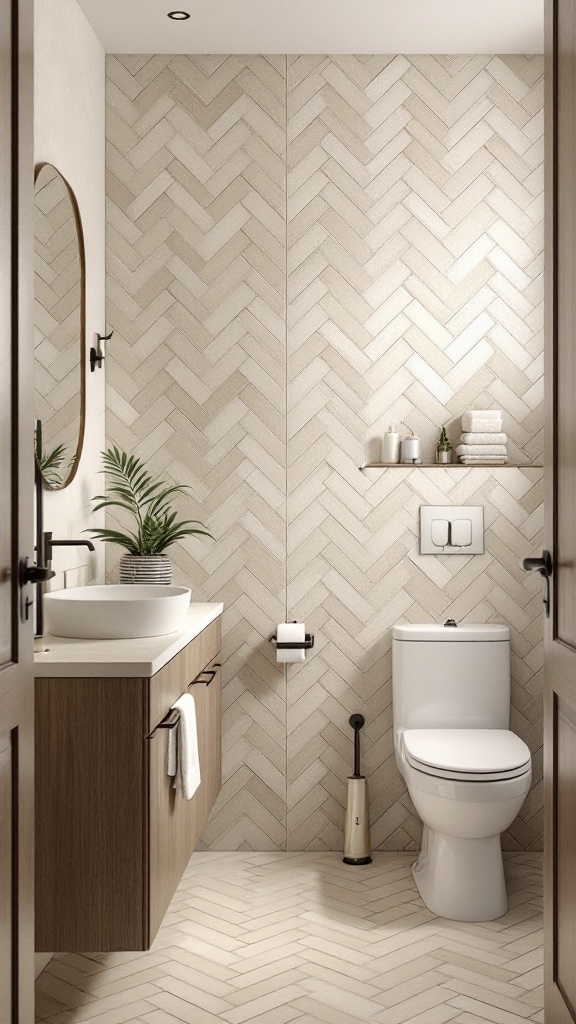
[413, 825, 508, 922]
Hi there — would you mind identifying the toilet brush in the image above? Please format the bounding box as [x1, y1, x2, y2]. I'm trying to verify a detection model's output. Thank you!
[343, 714, 372, 865]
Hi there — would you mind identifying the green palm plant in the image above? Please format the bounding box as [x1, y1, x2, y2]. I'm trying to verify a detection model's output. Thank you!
[37, 441, 67, 487]
[34, 424, 76, 488]
[87, 447, 213, 555]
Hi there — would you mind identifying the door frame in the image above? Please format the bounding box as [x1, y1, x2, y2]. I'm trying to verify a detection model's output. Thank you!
[543, 0, 555, 999]
[543, 1, 576, 1021]
[7, 0, 35, 1017]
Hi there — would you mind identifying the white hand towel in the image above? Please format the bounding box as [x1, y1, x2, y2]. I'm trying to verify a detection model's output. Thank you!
[167, 725, 177, 777]
[460, 456, 508, 464]
[461, 412, 502, 433]
[456, 444, 507, 456]
[166, 692, 201, 800]
[460, 432, 507, 445]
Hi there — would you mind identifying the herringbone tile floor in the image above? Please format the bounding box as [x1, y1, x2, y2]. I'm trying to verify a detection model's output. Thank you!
[36, 851, 543, 1024]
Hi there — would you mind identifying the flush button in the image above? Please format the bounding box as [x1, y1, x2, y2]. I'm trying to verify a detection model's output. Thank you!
[431, 519, 449, 547]
[451, 519, 472, 547]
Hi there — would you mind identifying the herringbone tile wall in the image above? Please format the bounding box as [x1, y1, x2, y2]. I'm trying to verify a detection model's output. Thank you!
[105, 54, 544, 853]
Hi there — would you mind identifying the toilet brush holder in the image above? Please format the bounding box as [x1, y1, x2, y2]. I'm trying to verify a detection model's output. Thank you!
[343, 714, 372, 865]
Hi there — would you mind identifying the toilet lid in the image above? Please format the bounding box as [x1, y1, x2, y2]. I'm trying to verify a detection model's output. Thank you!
[403, 729, 531, 782]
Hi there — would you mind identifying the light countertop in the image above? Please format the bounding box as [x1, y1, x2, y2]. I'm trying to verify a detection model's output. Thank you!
[34, 603, 224, 678]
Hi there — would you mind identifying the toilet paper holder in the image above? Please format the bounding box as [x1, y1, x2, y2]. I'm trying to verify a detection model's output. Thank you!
[270, 625, 315, 650]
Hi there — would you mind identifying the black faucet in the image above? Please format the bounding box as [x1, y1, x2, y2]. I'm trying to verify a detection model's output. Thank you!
[35, 529, 95, 639]
[43, 532, 95, 562]
[33, 443, 96, 639]
[33, 462, 56, 639]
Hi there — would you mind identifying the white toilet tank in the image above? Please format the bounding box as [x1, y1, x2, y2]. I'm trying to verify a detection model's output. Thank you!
[392, 622, 511, 736]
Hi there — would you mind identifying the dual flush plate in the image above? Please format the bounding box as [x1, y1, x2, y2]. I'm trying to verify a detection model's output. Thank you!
[419, 506, 484, 555]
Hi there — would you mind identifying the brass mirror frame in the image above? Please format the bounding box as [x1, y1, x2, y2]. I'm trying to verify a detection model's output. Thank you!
[34, 162, 86, 491]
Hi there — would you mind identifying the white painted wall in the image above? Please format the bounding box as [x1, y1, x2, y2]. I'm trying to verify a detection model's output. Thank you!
[33, 0, 106, 980]
[34, 0, 106, 587]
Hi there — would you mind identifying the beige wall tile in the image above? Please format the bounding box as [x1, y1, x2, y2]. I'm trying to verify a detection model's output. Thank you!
[106, 54, 544, 853]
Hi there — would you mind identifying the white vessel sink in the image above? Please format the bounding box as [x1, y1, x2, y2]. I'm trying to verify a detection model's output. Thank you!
[44, 585, 192, 640]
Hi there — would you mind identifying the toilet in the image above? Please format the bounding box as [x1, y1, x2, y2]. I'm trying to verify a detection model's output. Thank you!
[392, 621, 531, 922]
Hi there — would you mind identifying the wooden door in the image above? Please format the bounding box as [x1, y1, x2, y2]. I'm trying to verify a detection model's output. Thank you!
[0, 0, 35, 1020]
[544, 1, 576, 1019]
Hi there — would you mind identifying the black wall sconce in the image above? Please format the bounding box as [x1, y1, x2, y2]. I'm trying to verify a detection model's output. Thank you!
[90, 330, 113, 373]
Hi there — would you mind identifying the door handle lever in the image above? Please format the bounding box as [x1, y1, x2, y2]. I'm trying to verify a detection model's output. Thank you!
[19, 558, 56, 586]
[521, 549, 553, 616]
[18, 557, 56, 623]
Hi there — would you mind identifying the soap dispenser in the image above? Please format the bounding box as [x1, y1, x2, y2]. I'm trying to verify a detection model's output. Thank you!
[381, 423, 400, 463]
[400, 428, 422, 464]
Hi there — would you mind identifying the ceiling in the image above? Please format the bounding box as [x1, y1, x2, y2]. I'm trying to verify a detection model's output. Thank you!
[76, 0, 544, 55]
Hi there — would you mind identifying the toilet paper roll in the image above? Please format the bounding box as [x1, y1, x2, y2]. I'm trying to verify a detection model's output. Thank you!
[276, 622, 306, 663]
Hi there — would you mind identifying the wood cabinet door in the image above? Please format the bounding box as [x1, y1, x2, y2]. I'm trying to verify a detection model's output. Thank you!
[35, 678, 146, 953]
[148, 662, 222, 944]
[544, 0, 576, 1019]
[0, 0, 34, 1019]
[196, 664, 222, 825]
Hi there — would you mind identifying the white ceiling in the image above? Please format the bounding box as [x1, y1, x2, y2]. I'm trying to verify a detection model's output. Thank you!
[76, 0, 544, 55]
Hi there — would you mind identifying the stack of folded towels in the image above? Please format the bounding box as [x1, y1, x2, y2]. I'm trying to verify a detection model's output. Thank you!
[455, 410, 507, 465]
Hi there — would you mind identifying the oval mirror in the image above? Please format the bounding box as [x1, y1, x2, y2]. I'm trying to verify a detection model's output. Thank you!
[34, 163, 85, 490]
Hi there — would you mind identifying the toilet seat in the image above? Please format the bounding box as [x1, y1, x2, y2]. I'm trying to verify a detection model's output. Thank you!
[403, 728, 531, 783]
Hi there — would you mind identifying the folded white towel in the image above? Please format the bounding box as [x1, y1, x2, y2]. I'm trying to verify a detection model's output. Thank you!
[459, 411, 500, 432]
[456, 444, 507, 456]
[461, 414, 503, 433]
[469, 409, 501, 417]
[460, 432, 507, 445]
[460, 456, 508, 464]
[167, 692, 201, 801]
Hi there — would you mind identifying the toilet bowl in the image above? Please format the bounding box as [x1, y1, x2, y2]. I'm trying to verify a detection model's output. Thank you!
[392, 622, 532, 922]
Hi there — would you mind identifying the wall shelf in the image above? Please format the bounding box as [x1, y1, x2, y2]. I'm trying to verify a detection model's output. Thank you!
[359, 463, 543, 471]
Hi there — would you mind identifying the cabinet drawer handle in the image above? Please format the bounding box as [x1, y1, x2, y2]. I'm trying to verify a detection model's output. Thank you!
[146, 707, 180, 739]
[189, 663, 221, 688]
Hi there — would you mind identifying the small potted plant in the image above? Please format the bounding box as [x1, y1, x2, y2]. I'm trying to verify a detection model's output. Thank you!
[436, 426, 452, 465]
[87, 447, 213, 585]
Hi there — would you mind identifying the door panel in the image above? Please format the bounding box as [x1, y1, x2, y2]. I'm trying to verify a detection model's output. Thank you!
[555, 701, 576, 1016]
[0, 0, 35, 1019]
[545, 1, 576, 1020]
[555, 0, 576, 647]
[0, 0, 13, 669]
[0, 732, 13, 1011]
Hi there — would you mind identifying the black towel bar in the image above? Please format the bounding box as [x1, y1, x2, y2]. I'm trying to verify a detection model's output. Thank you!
[146, 707, 180, 739]
[188, 663, 221, 688]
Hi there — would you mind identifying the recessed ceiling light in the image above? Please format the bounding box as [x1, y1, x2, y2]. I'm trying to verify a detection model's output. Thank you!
[167, 10, 190, 19]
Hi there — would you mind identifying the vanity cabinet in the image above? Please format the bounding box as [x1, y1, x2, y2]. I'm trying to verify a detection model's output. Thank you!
[35, 617, 222, 952]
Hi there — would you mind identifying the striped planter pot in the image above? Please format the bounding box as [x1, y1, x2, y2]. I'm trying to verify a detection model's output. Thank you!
[118, 554, 173, 586]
